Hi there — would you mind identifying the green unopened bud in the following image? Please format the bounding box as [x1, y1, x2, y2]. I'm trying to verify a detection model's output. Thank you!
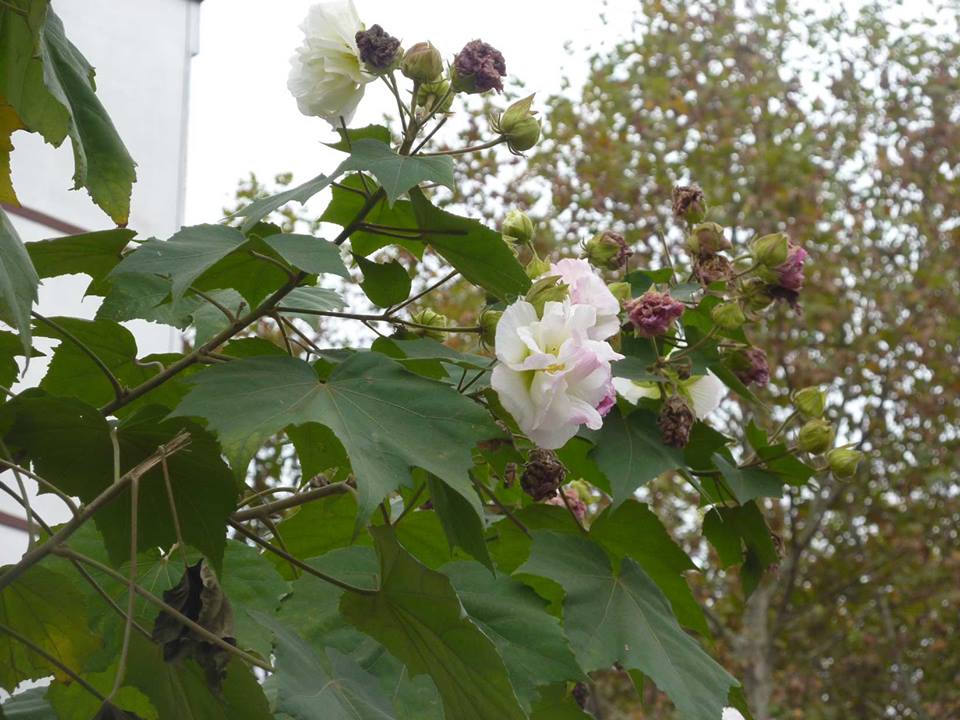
[794, 386, 827, 419]
[710, 302, 746, 330]
[740, 277, 774, 312]
[502, 209, 534, 244]
[525, 275, 568, 314]
[416, 78, 453, 112]
[494, 95, 541, 153]
[798, 419, 834, 455]
[401, 42, 443, 82]
[410, 308, 448, 341]
[479, 309, 502, 347]
[583, 230, 632, 271]
[750, 232, 789, 267]
[826, 447, 864, 478]
[607, 281, 632, 304]
[685, 222, 730, 256]
[525, 255, 551, 279]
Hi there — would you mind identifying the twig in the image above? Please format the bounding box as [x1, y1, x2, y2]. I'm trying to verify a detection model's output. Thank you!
[473, 479, 530, 538]
[412, 115, 449, 155]
[388, 269, 459, 315]
[108, 472, 139, 702]
[189, 286, 238, 323]
[33, 312, 126, 402]
[162, 457, 191, 569]
[0, 455, 79, 515]
[249, 250, 296, 279]
[231, 482, 351, 521]
[393, 483, 426, 525]
[417, 137, 506, 157]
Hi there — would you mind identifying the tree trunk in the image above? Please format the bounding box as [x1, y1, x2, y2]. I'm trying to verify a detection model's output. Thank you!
[736, 580, 776, 720]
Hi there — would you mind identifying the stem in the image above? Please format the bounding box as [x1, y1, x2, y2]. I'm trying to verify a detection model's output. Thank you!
[0, 623, 106, 702]
[229, 520, 377, 595]
[473, 480, 530, 538]
[276, 307, 480, 333]
[231, 482, 351, 521]
[669, 326, 718, 361]
[108, 473, 139, 702]
[388, 269, 459, 314]
[0, 432, 191, 593]
[393, 484, 426, 525]
[0, 451, 75, 516]
[417, 137, 507, 157]
[279, 316, 323, 356]
[190, 287, 238, 323]
[162, 457, 191, 569]
[33, 312, 126, 402]
[412, 115, 449, 155]
[250, 250, 296, 279]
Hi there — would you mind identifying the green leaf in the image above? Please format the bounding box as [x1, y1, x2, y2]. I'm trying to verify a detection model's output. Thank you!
[270, 494, 365, 578]
[518, 531, 737, 720]
[529, 684, 592, 720]
[425, 476, 491, 570]
[253, 613, 397, 720]
[287, 421, 351, 482]
[343, 139, 454, 205]
[263, 233, 349, 277]
[702, 503, 779, 596]
[590, 501, 708, 636]
[326, 124, 392, 152]
[702, 508, 743, 568]
[26, 228, 133, 295]
[110, 224, 248, 302]
[38, 10, 137, 224]
[47, 667, 157, 720]
[96, 273, 198, 329]
[355, 256, 411, 307]
[409, 189, 530, 299]
[321, 175, 424, 257]
[0, 564, 101, 692]
[711, 453, 783, 502]
[342, 527, 526, 720]
[171, 352, 502, 524]
[443, 561, 583, 710]
[588, 406, 687, 505]
[0, 330, 41, 389]
[0, 208, 38, 355]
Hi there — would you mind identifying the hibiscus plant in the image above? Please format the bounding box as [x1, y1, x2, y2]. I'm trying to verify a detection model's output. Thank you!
[0, 2, 861, 719]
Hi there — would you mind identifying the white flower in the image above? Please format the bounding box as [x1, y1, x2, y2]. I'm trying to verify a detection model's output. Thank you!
[613, 370, 726, 419]
[491, 300, 623, 449]
[543, 258, 621, 340]
[288, 0, 371, 127]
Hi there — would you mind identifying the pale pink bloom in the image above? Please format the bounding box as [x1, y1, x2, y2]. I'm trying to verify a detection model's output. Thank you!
[492, 300, 623, 449]
[542, 258, 621, 340]
[612, 370, 725, 419]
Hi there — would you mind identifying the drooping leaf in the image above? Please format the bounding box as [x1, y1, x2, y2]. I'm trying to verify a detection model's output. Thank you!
[263, 233, 349, 277]
[518, 531, 737, 720]
[588, 406, 687, 505]
[355, 255, 411, 307]
[443, 560, 584, 710]
[702, 503, 779, 596]
[26, 228, 134, 295]
[341, 527, 526, 720]
[0, 208, 38, 354]
[409, 188, 530, 300]
[171, 352, 502, 524]
[426, 476, 491, 570]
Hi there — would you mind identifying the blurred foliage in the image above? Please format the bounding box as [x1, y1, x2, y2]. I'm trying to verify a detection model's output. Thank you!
[446, 0, 960, 717]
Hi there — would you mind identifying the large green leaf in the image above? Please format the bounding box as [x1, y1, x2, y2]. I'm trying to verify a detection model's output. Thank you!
[518, 531, 737, 720]
[409, 188, 530, 300]
[0, 208, 38, 354]
[26, 228, 133, 295]
[711, 453, 783, 503]
[110, 224, 248, 302]
[38, 9, 136, 224]
[263, 233, 349, 278]
[588, 406, 687, 505]
[321, 175, 423, 257]
[46, 665, 157, 719]
[269, 493, 364, 577]
[442, 561, 583, 710]
[529, 684, 592, 720]
[341, 527, 526, 720]
[171, 352, 501, 524]
[425, 475, 492, 569]
[342, 139, 454, 205]
[702, 503, 779, 596]
[355, 256, 410, 307]
[0, 564, 101, 692]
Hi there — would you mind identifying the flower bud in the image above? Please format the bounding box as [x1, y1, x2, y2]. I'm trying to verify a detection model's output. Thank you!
[740, 277, 775, 312]
[625, 290, 685, 337]
[502, 209, 534, 244]
[479, 309, 502, 347]
[686, 222, 730, 257]
[775, 241, 808, 292]
[659, 395, 695, 447]
[750, 233, 790, 268]
[355, 25, 403, 74]
[409, 308, 448, 341]
[521, 448, 565, 500]
[728, 347, 770, 387]
[525, 275, 568, 314]
[710, 302, 746, 330]
[607, 281, 632, 304]
[798, 418, 834, 454]
[827, 447, 863, 478]
[525, 255, 551, 279]
[495, 95, 540, 153]
[693, 254, 732, 285]
[794, 386, 827, 419]
[672, 185, 707, 225]
[583, 230, 632, 271]
[416, 78, 453, 112]
[451, 39, 506, 94]
[401, 42, 443, 82]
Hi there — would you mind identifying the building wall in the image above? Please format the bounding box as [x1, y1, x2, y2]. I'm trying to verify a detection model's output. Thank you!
[0, 0, 201, 563]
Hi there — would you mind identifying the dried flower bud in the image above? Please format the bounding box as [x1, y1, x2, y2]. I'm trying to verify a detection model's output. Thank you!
[751, 232, 790, 268]
[452, 39, 506, 94]
[525, 275, 569, 314]
[794, 386, 827, 419]
[625, 290, 685, 337]
[710, 302, 746, 330]
[740, 277, 775, 312]
[686, 222, 730, 257]
[355, 24, 403, 74]
[607, 281, 631, 304]
[729, 347, 770, 387]
[410, 308, 448, 341]
[546, 486, 587, 519]
[479, 309, 502, 347]
[416, 78, 453, 112]
[525, 255, 551, 279]
[583, 230, 632, 271]
[659, 395, 695, 447]
[401, 41, 443, 82]
[827, 447, 864, 478]
[693, 254, 732, 285]
[502, 209, 534, 244]
[672, 185, 706, 225]
[521, 448, 565, 500]
[798, 418, 834, 454]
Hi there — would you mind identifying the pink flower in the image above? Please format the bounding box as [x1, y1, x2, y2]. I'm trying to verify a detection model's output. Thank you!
[491, 299, 622, 449]
[776, 242, 807, 292]
[624, 290, 685, 337]
[546, 487, 587, 519]
[543, 258, 621, 340]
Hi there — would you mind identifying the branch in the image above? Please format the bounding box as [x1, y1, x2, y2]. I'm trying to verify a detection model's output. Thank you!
[33, 312, 126, 402]
[230, 482, 351, 521]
